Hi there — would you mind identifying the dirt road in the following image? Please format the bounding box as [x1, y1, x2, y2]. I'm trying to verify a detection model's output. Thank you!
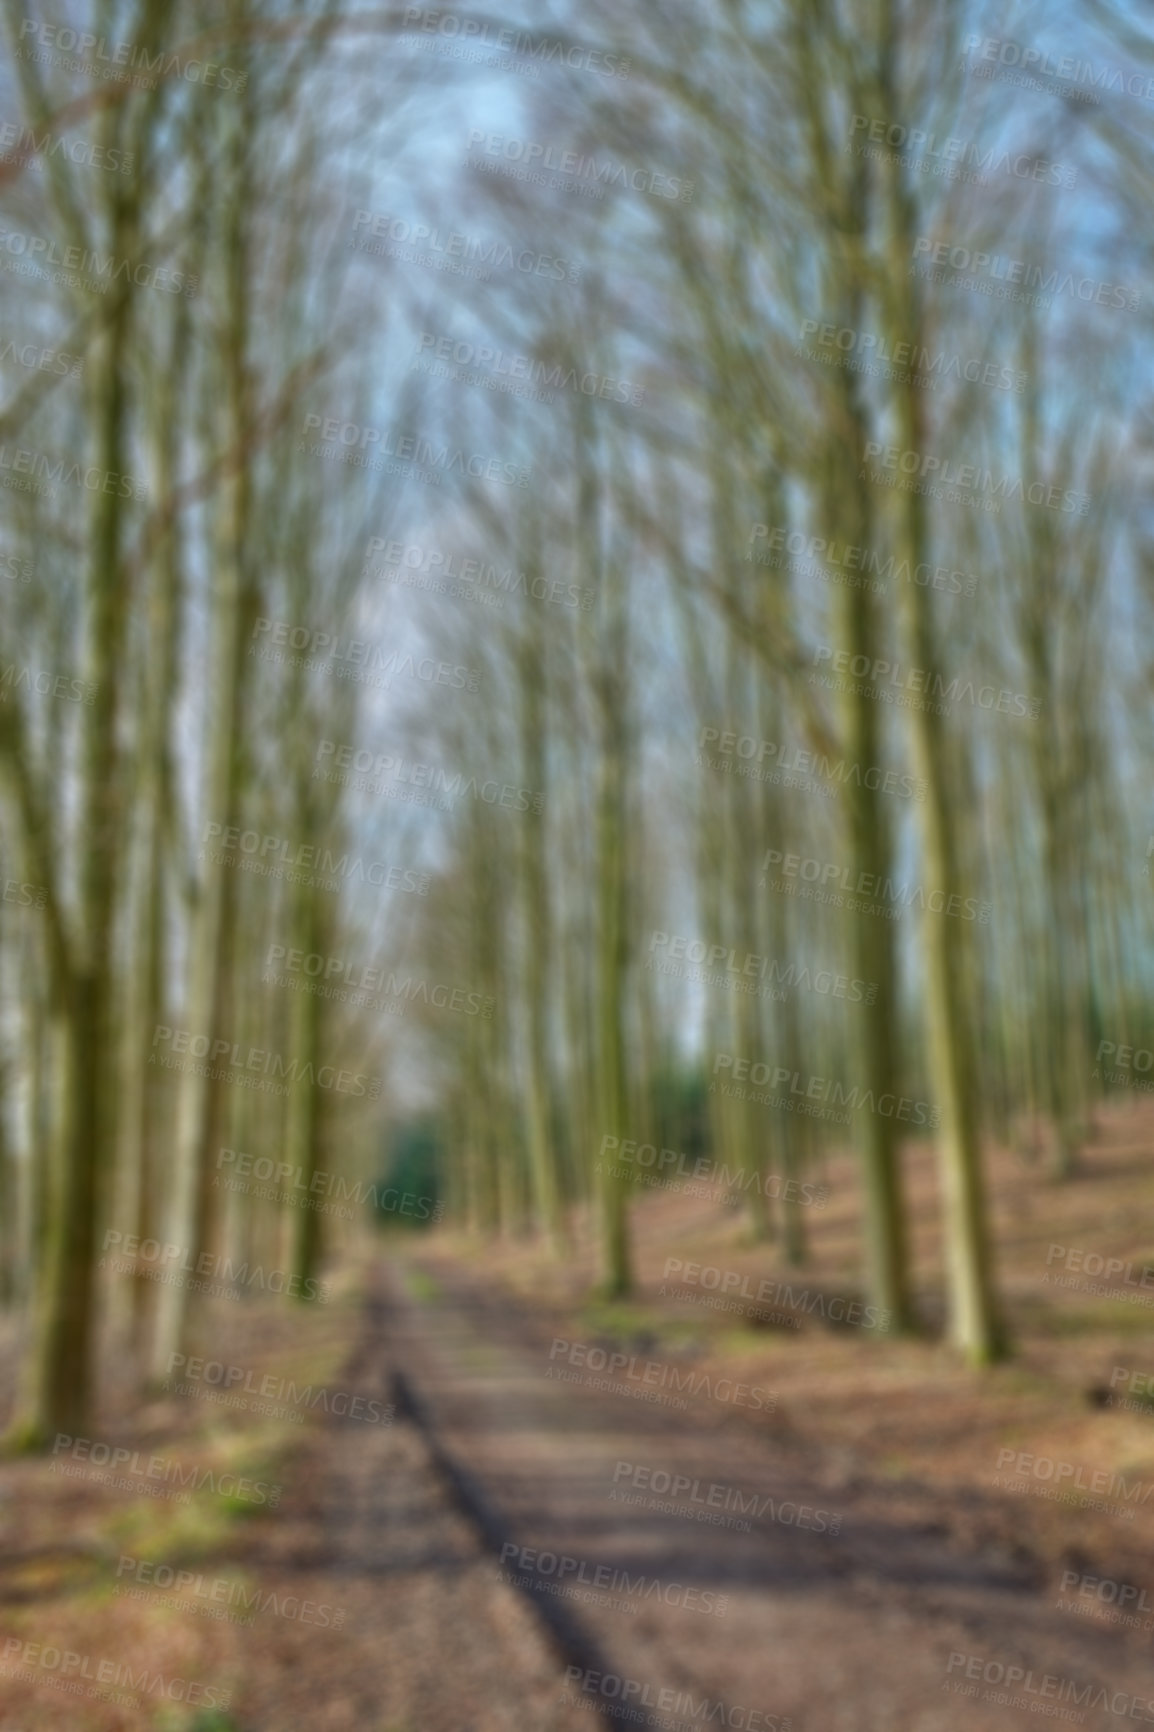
[3, 1253, 1148, 1731]
[375, 1251, 1153, 1732]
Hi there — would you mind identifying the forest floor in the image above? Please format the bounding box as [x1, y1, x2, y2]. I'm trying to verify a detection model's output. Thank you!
[1, 1098, 1154, 1730]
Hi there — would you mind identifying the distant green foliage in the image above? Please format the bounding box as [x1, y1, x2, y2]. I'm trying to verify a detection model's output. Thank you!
[649, 1063, 711, 1163]
[372, 1117, 442, 1228]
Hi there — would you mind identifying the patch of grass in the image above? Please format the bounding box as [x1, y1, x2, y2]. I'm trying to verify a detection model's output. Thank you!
[0, 1417, 57, 1457]
[1024, 1295, 1154, 1339]
[4, 1553, 108, 1604]
[715, 1327, 771, 1355]
[154, 1710, 243, 1732]
[575, 1301, 663, 1337]
[401, 1267, 442, 1303]
[878, 1455, 915, 1479]
[663, 1323, 710, 1350]
[105, 1493, 233, 1562]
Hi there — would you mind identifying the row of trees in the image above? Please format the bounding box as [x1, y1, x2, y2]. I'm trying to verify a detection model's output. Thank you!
[366, 0, 1154, 1367]
[1, 0, 1151, 1455]
[0, 0, 432, 1440]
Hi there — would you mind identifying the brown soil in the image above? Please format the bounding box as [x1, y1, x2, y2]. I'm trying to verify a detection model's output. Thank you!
[1, 1100, 1152, 1730]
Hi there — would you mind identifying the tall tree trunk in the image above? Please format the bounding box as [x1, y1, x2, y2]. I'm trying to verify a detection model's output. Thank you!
[876, 34, 1005, 1360]
[517, 593, 565, 1250]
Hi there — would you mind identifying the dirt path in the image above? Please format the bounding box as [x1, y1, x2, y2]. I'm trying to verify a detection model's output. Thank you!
[377, 1250, 1153, 1732]
[213, 1278, 598, 1732]
[4, 1258, 1145, 1731]
[0, 1282, 600, 1732]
